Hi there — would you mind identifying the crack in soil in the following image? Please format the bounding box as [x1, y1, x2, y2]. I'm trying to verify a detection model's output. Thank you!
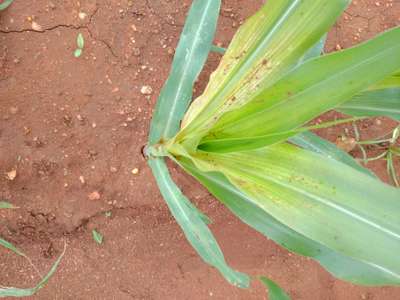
[0, 7, 118, 59]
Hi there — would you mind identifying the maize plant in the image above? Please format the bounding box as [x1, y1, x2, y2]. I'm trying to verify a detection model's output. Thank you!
[146, 0, 400, 295]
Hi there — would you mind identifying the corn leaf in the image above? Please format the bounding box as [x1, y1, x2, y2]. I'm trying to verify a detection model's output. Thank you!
[200, 27, 400, 152]
[148, 0, 221, 145]
[147, 0, 247, 288]
[289, 131, 376, 178]
[369, 72, 400, 90]
[178, 0, 351, 143]
[337, 88, 400, 120]
[211, 45, 226, 55]
[148, 157, 249, 288]
[0, 243, 66, 297]
[178, 158, 400, 285]
[0, 0, 14, 11]
[190, 144, 400, 283]
[299, 35, 326, 64]
[260, 277, 291, 300]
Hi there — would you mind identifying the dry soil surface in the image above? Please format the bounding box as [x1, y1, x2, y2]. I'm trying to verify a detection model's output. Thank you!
[1, 0, 400, 299]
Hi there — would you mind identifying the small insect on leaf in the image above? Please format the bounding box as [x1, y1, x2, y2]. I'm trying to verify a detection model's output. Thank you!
[77, 33, 85, 49]
[0, 201, 17, 209]
[92, 229, 103, 244]
[74, 48, 82, 58]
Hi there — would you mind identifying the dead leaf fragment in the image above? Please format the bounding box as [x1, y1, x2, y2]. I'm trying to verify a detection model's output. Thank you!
[88, 191, 101, 201]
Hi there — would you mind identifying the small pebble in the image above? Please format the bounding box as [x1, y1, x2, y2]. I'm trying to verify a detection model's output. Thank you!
[140, 85, 153, 95]
[131, 168, 139, 175]
[78, 12, 87, 20]
[6, 169, 17, 181]
[9, 106, 18, 114]
[31, 21, 42, 31]
[166, 47, 174, 55]
[335, 136, 356, 153]
[132, 48, 141, 56]
[88, 191, 101, 201]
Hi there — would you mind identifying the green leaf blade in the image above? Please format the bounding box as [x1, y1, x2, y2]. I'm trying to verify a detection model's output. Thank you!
[260, 277, 291, 300]
[202, 27, 400, 152]
[0, 237, 25, 256]
[369, 72, 400, 90]
[0, 243, 66, 297]
[299, 34, 326, 63]
[337, 88, 400, 120]
[0, 0, 14, 11]
[178, 158, 400, 286]
[178, 0, 351, 144]
[289, 131, 376, 178]
[148, 0, 221, 145]
[191, 144, 400, 283]
[148, 157, 249, 288]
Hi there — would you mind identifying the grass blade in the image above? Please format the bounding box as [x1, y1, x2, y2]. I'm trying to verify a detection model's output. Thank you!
[387, 152, 400, 187]
[0, 237, 24, 256]
[0, 242, 66, 297]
